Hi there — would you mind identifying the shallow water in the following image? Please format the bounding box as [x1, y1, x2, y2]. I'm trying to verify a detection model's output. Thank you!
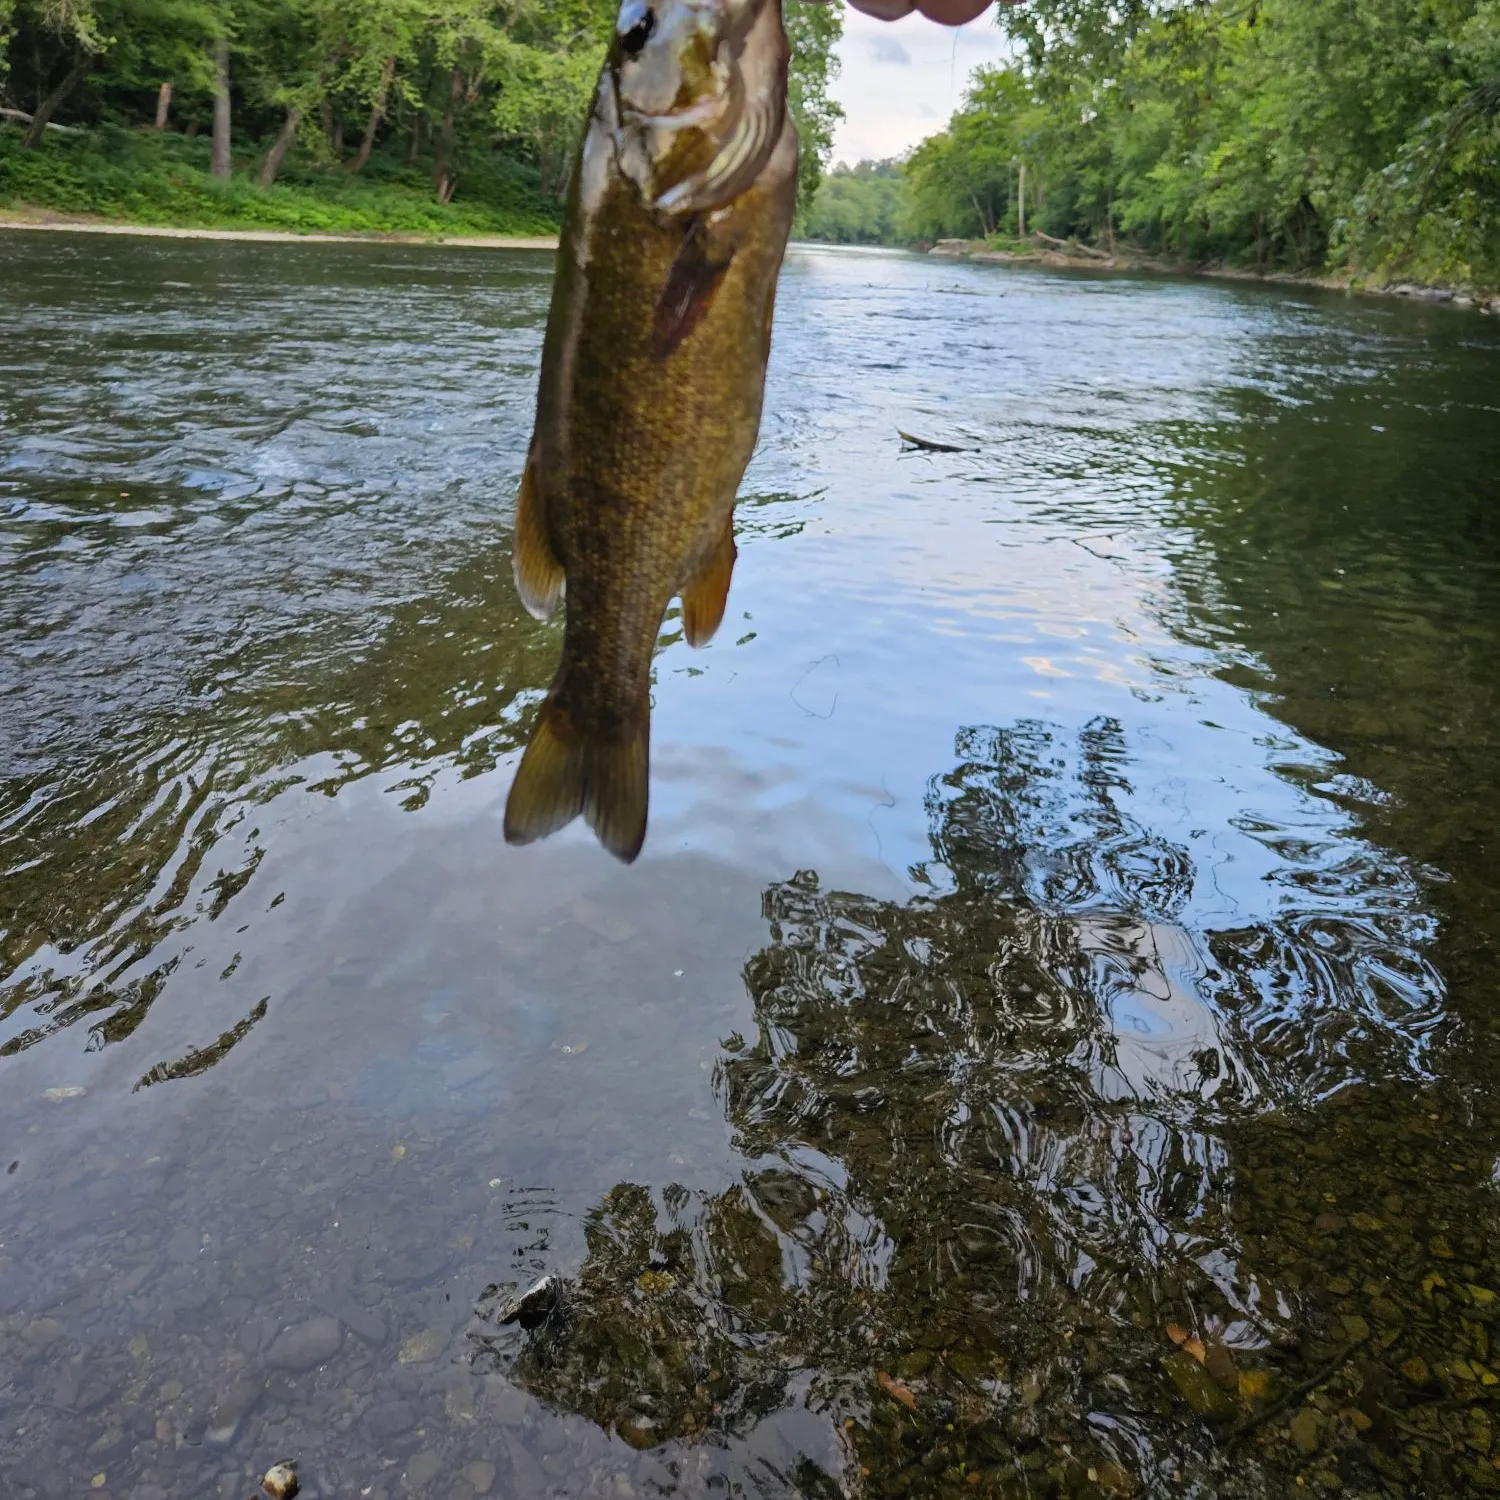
[1, 232, 1498, 1500]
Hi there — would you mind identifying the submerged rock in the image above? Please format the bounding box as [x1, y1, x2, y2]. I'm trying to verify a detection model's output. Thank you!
[1163, 1352, 1237, 1422]
[262, 1462, 299, 1500]
[265, 1315, 343, 1372]
[499, 1275, 562, 1330]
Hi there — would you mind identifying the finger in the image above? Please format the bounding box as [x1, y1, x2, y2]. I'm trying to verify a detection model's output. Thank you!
[915, 0, 994, 19]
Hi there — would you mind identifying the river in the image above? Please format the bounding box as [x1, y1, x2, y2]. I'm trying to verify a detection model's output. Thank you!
[1, 231, 1498, 1500]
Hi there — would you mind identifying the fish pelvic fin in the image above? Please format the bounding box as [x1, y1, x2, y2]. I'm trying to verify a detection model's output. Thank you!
[504, 694, 650, 864]
[680, 517, 737, 647]
[513, 447, 565, 620]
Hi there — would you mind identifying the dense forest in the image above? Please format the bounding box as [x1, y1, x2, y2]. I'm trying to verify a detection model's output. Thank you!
[805, 0, 1500, 291]
[0, 0, 841, 234]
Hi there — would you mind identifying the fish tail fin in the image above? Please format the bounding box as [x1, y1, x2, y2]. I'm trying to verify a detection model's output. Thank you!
[504, 692, 649, 864]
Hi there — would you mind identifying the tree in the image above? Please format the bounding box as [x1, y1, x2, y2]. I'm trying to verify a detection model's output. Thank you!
[12, 0, 105, 146]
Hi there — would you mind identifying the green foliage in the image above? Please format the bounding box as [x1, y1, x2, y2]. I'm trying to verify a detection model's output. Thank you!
[2, 0, 845, 232]
[800, 158, 904, 243]
[885, 0, 1499, 289]
[0, 120, 557, 232]
[784, 0, 843, 209]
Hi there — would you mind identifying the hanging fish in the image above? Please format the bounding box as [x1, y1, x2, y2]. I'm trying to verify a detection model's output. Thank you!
[504, 0, 798, 862]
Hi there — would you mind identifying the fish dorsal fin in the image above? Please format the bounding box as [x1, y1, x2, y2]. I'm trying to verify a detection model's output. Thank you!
[512, 446, 565, 620]
[652, 221, 736, 359]
[680, 516, 737, 647]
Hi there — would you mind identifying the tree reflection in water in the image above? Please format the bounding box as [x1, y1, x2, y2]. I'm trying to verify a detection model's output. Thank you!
[480, 720, 1494, 1499]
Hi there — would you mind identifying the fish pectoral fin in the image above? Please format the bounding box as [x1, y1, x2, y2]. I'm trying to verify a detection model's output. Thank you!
[504, 694, 650, 864]
[680, 517, 737, 648]
[652, 223, 736, 359]
[513, 447, 565, 620]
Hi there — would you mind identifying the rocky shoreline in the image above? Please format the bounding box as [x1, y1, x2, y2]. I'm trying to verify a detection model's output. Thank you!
[929, 237, 1500, 314]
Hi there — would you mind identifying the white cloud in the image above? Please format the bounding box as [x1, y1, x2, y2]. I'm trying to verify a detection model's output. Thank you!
[829, 8, 1011, 166]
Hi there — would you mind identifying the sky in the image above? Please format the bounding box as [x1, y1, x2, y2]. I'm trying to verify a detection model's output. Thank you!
[828, 8, 1010, 166]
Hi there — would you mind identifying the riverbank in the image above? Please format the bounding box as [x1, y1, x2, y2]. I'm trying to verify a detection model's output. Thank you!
[0, 126, 559, 240]
[0, 207, 557, 249]
[929, 237, 1500, 314]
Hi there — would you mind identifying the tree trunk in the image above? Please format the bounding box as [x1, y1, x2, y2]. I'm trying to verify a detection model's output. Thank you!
[210, 35, 231, 180]
[349, 55, 396, 173]
[257, 105, 302, 188]
[21, 51, 92, 147]
[154, 81, 173, 130]
[1017, 162, 1026, 238]
[404, 115, 423, 167]
[433, 66, 461, 202]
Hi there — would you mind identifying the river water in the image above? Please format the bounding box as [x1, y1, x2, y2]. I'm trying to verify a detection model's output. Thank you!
[1, 231, 1497, 1500]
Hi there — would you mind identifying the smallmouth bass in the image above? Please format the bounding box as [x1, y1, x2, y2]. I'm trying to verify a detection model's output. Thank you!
[504, 0, 799, 863]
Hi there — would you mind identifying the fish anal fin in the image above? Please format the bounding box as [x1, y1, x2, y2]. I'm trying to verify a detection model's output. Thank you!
[680, 517, 737, 647]
[513, 448, 565, 620]
[652, 224, 735, 359]
[504, 694, 649, 864]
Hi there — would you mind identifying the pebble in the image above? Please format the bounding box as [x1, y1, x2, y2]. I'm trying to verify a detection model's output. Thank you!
[265, 1315, 344, 1372]
[22, 1318, 65, 1350]
[399, 1328, 446, 1365]
[363, 1399, 418, 1440]
[464, 1462, 495, 1495]
[1163, 1351, 1237, 1421]
[1290, 1406, 1324, 1455]
[262, 1463, 299, 1500]
[313, 1287, 387, 1346]
[206, 1375, 263, 1446]
[407, 1449, 443, 1486]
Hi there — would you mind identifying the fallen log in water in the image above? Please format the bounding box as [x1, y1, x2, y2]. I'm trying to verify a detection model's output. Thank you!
[898, 430, 970, 453]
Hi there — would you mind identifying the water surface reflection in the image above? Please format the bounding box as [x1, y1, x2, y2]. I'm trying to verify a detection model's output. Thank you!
[1, 234, 1498, 1500]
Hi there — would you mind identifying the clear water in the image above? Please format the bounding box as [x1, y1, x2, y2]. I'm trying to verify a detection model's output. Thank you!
[2, 232, 1498, 1500]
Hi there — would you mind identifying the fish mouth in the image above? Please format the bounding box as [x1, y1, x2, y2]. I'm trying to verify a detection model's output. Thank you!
[619, 94, 731, 132]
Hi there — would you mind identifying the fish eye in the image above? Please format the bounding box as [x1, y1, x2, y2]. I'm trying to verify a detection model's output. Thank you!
[618, 0, 655, 56]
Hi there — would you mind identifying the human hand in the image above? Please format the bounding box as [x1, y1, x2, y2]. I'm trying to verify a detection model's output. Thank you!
[808, 0, 1015, 22]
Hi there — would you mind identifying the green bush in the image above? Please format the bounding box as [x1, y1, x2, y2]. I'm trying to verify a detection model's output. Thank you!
[0, 125, 561, 237]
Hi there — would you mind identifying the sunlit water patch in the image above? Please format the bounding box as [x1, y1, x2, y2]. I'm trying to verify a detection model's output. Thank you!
[2, 232, 1498, 1500]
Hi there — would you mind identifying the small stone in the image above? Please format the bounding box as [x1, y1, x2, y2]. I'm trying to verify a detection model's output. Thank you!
[265, 1316, 343, 1372]
[262, 1463, 299, 1500]
[206, 1376, 263, 1446]
[91, 1475, 107, 1490]
[1314, 1214, 1346, 1234]
[312, 1288, 387, 1346]
[464, 1463, 495, 1495]
[165, 1226, 201, 1265]
[1290, 1406, 1324, 1455]
[1163, 1352, 1236, 1421]
[363, 1399, 418, 1439]
[398, 1328, 446, 1365]
[1340, 1314, 1370, 1343]
[497, 1276, 561, 1331]
[159, 1381, 183, 1402]
[617, 1413, 658, 1450]
[407, 1450, 443, 1486]
[23, 1318, 64, 1350]
[1400, 1356, 1431, 1386]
